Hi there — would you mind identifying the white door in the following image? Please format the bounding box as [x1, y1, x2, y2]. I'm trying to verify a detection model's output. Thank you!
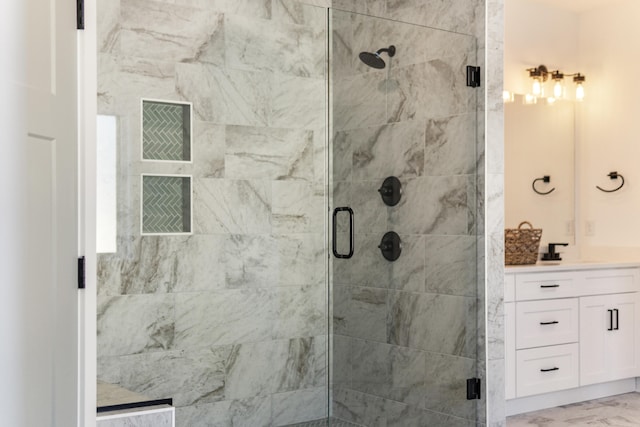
[0, 0, 78, 425]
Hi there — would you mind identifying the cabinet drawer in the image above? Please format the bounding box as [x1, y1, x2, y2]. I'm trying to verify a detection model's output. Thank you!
[581, 268, 640, 296]
[516, 271, 577, 301]
[516, 298, 579, 349]
[516, 343, 579, 397]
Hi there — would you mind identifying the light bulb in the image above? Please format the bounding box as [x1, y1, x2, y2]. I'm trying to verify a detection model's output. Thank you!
[576, 83, 585, 101]
[553, 80, 563, 98]
[547, 97, 556, 105]
[524, 94, 537, 105]
[503, 91, 514, 103]
[532, 79, 542, 96]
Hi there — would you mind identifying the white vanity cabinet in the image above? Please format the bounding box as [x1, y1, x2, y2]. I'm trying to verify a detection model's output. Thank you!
[580, 292, 640, 386]
[505, 264, 640, 410]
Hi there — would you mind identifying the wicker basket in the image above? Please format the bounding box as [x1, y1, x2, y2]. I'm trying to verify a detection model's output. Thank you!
[505, 221, 542, 265]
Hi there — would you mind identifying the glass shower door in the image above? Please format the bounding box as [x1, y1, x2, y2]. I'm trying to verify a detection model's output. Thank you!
[330, 9, 481, 426]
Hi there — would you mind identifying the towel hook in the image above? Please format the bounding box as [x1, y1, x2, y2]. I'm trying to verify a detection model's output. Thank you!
[532, 175, 555, 195]
[596, 171, 625, 193]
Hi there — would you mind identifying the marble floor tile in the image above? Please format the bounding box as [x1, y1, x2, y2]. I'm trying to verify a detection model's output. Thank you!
[507, 392, 640, 427]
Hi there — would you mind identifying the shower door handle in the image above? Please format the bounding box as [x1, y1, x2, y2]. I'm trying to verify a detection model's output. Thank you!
[332, 207, 354, 259]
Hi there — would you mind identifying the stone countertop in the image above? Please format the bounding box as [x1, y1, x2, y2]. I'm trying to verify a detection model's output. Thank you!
[97, 381, 152, 408]
[505, 260, 640, 274]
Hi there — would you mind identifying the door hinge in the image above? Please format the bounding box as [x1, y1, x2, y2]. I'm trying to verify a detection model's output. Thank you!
[77, 0, 85, 30]
[78, 256, 86, 289]
[466, 66, 481, 88]
[467, 377, 481, 400]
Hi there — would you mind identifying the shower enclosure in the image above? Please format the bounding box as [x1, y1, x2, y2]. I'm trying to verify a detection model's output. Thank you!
[96, 2, 483, 426]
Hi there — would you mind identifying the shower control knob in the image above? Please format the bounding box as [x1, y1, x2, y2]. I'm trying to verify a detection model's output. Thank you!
[378, 176, 402, 206]
[378, 231, 402, 262]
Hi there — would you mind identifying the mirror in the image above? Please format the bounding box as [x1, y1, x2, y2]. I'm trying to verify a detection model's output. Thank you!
[504, 95, 575, 245]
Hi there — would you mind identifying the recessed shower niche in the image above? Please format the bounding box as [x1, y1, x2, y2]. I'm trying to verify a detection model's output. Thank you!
[141, 99, 192, 162]
[141, 174, 192, 235]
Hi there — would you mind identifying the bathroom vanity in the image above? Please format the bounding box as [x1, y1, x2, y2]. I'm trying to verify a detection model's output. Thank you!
[505, 262, 640, 415]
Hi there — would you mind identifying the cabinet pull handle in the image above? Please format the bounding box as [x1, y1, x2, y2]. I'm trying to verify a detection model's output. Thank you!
[614, 308, 619, 330]
[540, 367, 559, 372]
[608, 309, 614, 331]
[540, 321, 559, 325]
[540, 284, 560, 288]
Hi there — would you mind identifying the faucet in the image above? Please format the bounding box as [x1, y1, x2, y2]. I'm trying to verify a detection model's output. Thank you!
[542, 243, 569, 261]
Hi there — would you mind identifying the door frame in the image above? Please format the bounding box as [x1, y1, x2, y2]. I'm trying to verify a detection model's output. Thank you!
[78, 0, 97, 425]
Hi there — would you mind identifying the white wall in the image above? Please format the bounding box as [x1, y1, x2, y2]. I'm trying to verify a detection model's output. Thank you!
[578, 1, 640, 248]
[505, 0, 579, 95]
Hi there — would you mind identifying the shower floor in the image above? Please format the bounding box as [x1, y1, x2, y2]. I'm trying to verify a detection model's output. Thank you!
[284, 418, 361, 427]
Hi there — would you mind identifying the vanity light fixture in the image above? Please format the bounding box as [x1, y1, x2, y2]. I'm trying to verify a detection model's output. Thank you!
[527, 64, 586, 101]
[503, 90, 515, 103]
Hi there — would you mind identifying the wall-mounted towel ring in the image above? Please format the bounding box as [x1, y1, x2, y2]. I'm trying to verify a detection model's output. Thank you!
[596, 171, 625, 193]
[532, 175, 555, 195]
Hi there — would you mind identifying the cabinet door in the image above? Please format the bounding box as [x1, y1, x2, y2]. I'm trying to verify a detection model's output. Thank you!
[608, 293, 640, 381]
[580, 293, 640, 386]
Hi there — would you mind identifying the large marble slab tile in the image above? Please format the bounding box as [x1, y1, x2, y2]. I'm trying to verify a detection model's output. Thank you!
[110, 347, 232, 407]
[175, 63, 271, 126]
[225, 15, 325, 78]
[174, 289, 276, 348]
[272, 285, 327, 339]
[272, 0, 328, 27]
[193, 122, 225, 178]
[98, 0, 120, 54]
[331, 0, 386, 17]
[388, 290, 476, 358]
[351, 339, 426, 406]
[223, 234, 279, 288]
[225, 337, 326, 399]
[425, 113, 476, 176]
[423, 352, 476, 420]
[386, 0, 483, 36]
[345, 120, 425, 181]
[277, 234, 326, 286]
[169, 0, 272, 19]
[272, 387, 328, 426]
[272, 182, 324, 233]
[193, 178, 271, 234]
[389, 176, 470, 235]
[97, 408, 174, 427]
[344, 286, 388, 342]
[424, 235, 477, 297]
[120, 0, 224, 64]
[332, 335, 351, 389]
[271, 74, 326, 129]
[225, 126, 314, 181]
[332, 72, 387, 132]
[97, 235, 227, 295]
[97, 294, 175, 356]
[175, 396, 272, 427]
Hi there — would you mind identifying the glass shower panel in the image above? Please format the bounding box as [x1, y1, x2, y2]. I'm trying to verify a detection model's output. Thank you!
[330, 9, 480, 426]
[95, 3, 330, 426]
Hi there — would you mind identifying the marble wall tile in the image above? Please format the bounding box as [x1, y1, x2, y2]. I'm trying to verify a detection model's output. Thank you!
[120, 0, 224, 64]
[425, 113, 476, 176]
[174, 289, 277, 349]
[272, 0, 328, 27]
[97, 0, 120, 54]
[169, 0, 272, 19]
[332, 334, 351, 389]
[388, 291, 476, 358]
[351, 340, 426, 406]
[332, 0, 386, 17]
[225, 337, 325, 399]
[270, 74, 326, 129]
[389, 176, 470, 235]
[225, 15, 325, 78]
[278, 234, 326, 286]
[97, 294, 175, 356]
[272, 285, 327, 339]
[386, 0, 483, 36]
[272, 387, 328, 425]
[423, 352, 476, 420]
[175, 63, 271, 125]
[346, 286, 388, 342]
[424, 235, 477, 297]
[349, 120, 425, 181]
[332, 285, 350, 336]
[107, 347, 231, 406]
[175, 396, 272, 427]
[225, 126, 315, 181]
[386, 56, 476, 124]
[349, 233, 425, 292]
[193, 122, 225, 178]
[193, 178, 271, 234]
[223, 234, 279, 288]
[97, 235, 227, 296]
[332, 72, 387, 131]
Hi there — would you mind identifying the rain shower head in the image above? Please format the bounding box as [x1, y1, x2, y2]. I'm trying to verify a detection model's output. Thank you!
[359, 45, 396, 69]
